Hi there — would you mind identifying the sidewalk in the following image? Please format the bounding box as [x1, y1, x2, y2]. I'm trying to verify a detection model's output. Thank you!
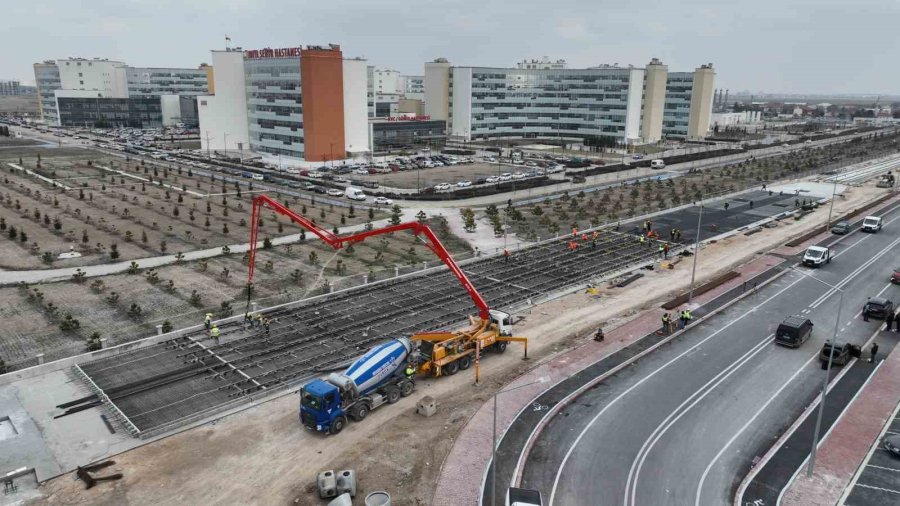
[781, 330, 900, 505]
[432, 252, 782, 505]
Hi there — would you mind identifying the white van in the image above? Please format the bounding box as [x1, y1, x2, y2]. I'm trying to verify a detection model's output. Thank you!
[861, 215, 883, 233]
[802, 246, 831, 267]
[650, 159, 665, 169]
[344, 187, 367, 201]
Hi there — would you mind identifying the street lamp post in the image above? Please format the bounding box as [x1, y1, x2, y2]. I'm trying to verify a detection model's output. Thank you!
[687, 202, 704, 304]
[223, 133, 229, 160]
[491, 376, 549, 506]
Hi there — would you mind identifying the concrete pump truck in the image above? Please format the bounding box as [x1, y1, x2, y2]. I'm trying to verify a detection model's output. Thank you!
[245, 195, 527, 434]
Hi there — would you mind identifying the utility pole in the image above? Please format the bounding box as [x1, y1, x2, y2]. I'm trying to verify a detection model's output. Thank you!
[687, 202, 704, 304]
[205, 131, 211, 160]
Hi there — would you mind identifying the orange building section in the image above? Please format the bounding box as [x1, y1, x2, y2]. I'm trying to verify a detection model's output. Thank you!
[300, 45, 345, 162]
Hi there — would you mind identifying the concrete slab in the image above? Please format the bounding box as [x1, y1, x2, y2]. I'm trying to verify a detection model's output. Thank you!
[0, 370, 138, 484]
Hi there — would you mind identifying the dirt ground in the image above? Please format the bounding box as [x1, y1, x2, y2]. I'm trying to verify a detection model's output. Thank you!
[30, 179, 891, 505]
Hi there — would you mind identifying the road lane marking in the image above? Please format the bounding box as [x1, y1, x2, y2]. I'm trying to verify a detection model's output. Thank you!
[855, 483, 900, 495]
[808, 234, 900, 309]
[549, 273, 811, 505]
[626, 335, 774, 506]
[694, 354, 816, 506]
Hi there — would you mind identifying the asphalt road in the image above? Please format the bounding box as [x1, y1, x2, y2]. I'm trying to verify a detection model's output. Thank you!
[517, 200, 900, 505]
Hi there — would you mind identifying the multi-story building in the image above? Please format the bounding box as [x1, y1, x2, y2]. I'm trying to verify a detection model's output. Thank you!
[662, 64, 716, 139]
[0, 81, 22, 95]
[197, 44, 368, 162]
[126, 66, 210, 98]
[402, 75, 425, 101]
[32, 57, 210, 127]
[427, 58, 716, 144]
[33, 62, 61, 124]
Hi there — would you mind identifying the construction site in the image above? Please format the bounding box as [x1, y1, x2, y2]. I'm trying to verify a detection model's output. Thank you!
[1, 124, 900, 505]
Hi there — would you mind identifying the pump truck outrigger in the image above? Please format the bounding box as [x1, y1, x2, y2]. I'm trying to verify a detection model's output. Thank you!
[245, 195, 528, 434]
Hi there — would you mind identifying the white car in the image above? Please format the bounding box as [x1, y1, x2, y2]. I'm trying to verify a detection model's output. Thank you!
[486, 176, 500, 183]
[374, 196, 393, 205]
[326, 188, 344, 197]
[333, 176, 348, 183]
[354, 168, 370, 175]
[499, 173, 513, 182]
[512, 172, 526, 180]
[457, 180, 472, 187]
[435, 183, 452, 191]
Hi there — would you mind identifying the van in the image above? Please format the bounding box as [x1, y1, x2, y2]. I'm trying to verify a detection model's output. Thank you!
[344, 187, 367, 201]
[861, 215, 882, 233]
[802, 246, 830, 267]
[775, 316, 814, 348]
[650, 159, 665, 169]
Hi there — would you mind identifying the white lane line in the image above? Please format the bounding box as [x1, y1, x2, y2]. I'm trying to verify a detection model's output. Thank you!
[548, 273, 809, 506]
[866, 464, 900, 473]
[694, 354, 816, 506]
[854, 483, 900, 495]
[626, 335, 774, 506]
[809, 233, 900, 309]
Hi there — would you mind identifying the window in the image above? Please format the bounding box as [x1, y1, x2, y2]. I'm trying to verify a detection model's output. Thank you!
[78, 73, 83, 77]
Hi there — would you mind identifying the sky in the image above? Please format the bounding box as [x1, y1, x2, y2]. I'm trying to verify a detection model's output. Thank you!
[4, 0, 898, 95]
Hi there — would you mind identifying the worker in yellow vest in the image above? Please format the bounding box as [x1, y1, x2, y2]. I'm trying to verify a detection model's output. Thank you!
[210, 325, 220, 345]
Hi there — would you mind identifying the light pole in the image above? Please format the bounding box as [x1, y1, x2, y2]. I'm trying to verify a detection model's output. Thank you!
[687, 201, 704, 304]
[223, 133, 230, 160]
[784, 267, 846, 477]
[491, 376, 550, 506]
[824, 177, 840, 232]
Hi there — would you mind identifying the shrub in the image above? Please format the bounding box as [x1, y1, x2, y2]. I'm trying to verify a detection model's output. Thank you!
[263, 237, 273, 249]
[189, 290, 202, 307]
[110, 243, 120, 260]
[127, 261, 139, 274]
[219, 301, 233, 317]
[308, 251, 319, 265]
[127, 303, 143, 318]
[86, 332, 102, 351]
[59, 313, 81, 331]
[161, 320, 173, 333]
[41, 251, 54, 264]
[90, 279, 105, 293]
[71, 268, 87, 283]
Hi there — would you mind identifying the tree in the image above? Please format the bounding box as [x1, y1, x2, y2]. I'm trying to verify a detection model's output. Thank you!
[220, 301, 233, 317]
[368, 207, 374, 220]
[159, 240, 167, 253]
[110, 243, 120, 260]
[263, 237, 273, 249]
[308, 251, 319, 265]
[41, 251, 54, 264]
[71, 268, 87, 283]
[223, 223, 229, 234]
[189, 290, 202, 307]
[127, 261, 139, 274]
[389, 204, 403, 226]
[0, 218, 4, 230]
[290, 269, 303, 285]
[161, 320, 173, 333]
[60, 313, 81, 331]
[416, 210, 427, 223]
[86, 332, 102, 352]
[127, 303, 143, 318]
[20, 232, 27, 243]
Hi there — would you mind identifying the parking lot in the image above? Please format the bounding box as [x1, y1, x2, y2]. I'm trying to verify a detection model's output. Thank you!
[845, 402, 900, 505]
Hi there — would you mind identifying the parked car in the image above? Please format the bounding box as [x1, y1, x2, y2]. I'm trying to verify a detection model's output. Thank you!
[310, 186, 327, 194]
[326, 188, 344, 197]
[499, 173, 513, 182]
[883, 435, 900, 457]
[512, 172, 526, 180]
[374, 196, 393, 206]
[456, 180, 472, 188]
[435, 183, 452, 191]
[632, 154, 645, 160]
[830, 220, 851, 234]
[863, 297, 894, 320]
[486, 176, 500, 183]
[820, 341, 853, 367]
[892, 267, 900, 284]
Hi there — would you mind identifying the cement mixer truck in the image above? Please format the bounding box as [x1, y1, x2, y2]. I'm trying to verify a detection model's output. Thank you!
[300, 338, 415, 434]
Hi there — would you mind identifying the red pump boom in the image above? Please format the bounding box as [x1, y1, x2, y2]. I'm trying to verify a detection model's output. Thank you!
[247, 194, 490, 320]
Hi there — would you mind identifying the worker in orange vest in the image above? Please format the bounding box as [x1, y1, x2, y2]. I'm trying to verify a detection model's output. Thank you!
[503, 248, 510, 262]
[569, 240, 578, 252]
[572, 227, 578, 237]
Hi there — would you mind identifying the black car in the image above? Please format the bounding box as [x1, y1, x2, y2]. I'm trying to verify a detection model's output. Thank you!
[884, 435, 900, 457]
[775, 316, 814, 348]
[830, 220, 851, 234]
[309, 186, 327, 194]
[863, 297, 894, 319]
[820, 341, 852, 367]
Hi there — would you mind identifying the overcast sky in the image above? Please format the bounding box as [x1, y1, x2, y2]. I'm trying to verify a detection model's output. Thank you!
[5, 0, 897, 95]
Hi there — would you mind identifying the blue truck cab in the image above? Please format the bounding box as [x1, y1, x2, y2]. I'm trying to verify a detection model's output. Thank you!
[300, 379, 345, 434]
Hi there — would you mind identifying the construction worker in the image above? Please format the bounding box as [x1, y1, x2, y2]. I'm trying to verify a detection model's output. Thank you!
[639, 235, 646, 246]
[210, 325, 220, 345]
[594, 328, 605, 342]
[684, 309, 693, 326]
[503, 248, 510, 263]
[663, 243, 670, 259]
[243, 312, 252, 330]
[568, 240, 578, 252]
[661, 313, 671, 334]
[670, 229, 676, 241]
[592, 230, 599, 242]
[581, 233, 589, 242]
[204, 313, 213, 330]
[572, 227, 578, 237]
[254, 312, 264, 329]
[870, 342, 879, 363]
[658, 244, 665, 259]
[404, 362, 416, 379]
[263, 317, 271, 337]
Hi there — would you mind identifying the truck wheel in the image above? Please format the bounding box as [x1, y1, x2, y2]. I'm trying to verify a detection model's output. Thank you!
[350, 403, 369, 422]
[329, 415, 347, 435]
[458, 355, 472, 370]
[400, 380, 415, 397]
[444, 360, 460, 376]
[494, 341, 508, 353]
[385, 385, 401, 404]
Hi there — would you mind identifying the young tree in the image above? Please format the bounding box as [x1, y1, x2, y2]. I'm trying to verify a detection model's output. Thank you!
[389, 204, 402, 226]
[110, 243, 120, 260]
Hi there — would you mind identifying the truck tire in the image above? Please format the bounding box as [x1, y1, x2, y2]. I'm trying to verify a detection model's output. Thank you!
[458, 355, 472, 370]
[350, 403, 369, 422]
[494, 341, 508, 353]
[385, 385, 401, 404]
[444, 360, 460, 376]
[329, 415, 347, 435]
[400, 380, 415, 397]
